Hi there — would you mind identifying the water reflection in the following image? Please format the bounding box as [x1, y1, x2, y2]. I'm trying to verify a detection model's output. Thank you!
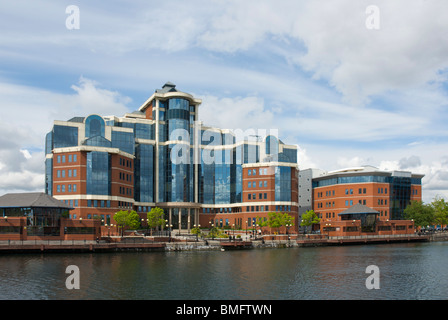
[0, 242, 447, 300]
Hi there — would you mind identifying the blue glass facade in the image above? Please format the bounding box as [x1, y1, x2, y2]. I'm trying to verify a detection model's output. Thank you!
[53, 125, 78, 148]
[275, 166, 292, 202]
[134, 144, 154, 203]
[111, 131, 134, 155]
[46, 83, 298, 230]
[86, 151, 110, 195]
[85, 115, 105, 138]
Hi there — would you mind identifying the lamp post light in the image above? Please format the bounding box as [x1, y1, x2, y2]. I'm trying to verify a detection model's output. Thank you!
[165, 223, 173, 242]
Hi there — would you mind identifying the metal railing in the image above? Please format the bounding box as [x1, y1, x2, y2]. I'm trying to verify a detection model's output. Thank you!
[328, 233, 421, 240]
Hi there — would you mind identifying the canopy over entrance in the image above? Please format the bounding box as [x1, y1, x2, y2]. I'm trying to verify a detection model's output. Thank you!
[338, 204, 379, 232]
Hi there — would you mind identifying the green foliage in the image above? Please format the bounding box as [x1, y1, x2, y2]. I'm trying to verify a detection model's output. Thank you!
[258, 212, 295, 233]
[191, 227, 201, 235]
[431, 196, 448, 227]
[403, 201, 434, 227]
[127, 210, 141, 229]
[206, 227, 228, 238]
[113, 210, 141, 234]
[113, 210, 129, 227]
[147, 207, 165, 230]
[300, 210, 321, 227]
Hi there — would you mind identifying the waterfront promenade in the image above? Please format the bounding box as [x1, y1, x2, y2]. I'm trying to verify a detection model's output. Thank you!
[0, 232, 443, 253]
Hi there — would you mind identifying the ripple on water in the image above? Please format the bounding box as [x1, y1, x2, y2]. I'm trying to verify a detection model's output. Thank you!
[0, 243, 447, 300]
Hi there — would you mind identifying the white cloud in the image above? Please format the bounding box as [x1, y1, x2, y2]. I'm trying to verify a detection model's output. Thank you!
[199, 95, 274, 132]
[291, 0, 448, 105]
[0, 0, 447, 204]
[0, 77, 131, 194]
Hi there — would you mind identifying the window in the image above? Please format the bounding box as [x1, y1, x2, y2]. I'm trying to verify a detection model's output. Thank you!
[248, 170, 251, 176]
[248, 182, 251, 188]
[57, 170, 61, 178]
[259, 181, 262, 188]
[73, 169, 77, 177]
[248, 194, 251, 200]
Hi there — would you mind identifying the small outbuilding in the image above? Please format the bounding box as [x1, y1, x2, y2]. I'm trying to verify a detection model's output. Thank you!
[0, 192, 100, 241]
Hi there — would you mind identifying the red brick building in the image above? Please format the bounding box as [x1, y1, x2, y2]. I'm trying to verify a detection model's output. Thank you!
[0, 192, 101, 241]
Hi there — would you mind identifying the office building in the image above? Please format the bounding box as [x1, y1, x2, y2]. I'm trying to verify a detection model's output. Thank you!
[44, 82, 299, 233]
[303, 166, 424, 236]
[311, 166, 423, 221]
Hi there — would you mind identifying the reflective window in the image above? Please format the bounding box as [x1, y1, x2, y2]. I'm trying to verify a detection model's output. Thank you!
[275, 166, 291, 201]
[53, 125, 78, 148]
[112, 131, 134, 155]
[134, 144, 154, 202]
[85, 115, 105, 138]
[86, 151, 110, 195]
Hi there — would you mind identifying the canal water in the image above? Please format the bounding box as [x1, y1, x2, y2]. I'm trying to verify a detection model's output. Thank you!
[0, 242, 447, 300]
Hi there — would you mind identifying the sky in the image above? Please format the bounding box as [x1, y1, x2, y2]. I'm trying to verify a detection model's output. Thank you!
[0, 0, 447, 203]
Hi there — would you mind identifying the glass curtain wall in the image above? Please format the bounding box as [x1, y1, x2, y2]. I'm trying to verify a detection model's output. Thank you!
[134, 144, 154, 203]
[86, 151, 111, 195]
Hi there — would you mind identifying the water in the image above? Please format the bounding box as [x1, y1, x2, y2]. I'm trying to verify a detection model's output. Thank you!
[0, 242, 447, 300]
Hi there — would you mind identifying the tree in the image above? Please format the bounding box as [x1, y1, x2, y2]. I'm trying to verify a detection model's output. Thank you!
[431, 196, 448, 228]
[127, 210, 141, 230]
[147, 207, 165, 235]
[300, 210, 321, 234]
[403, 201, 434, 228]
[113, 210, 141, 237]
[260, 212, 295, 234]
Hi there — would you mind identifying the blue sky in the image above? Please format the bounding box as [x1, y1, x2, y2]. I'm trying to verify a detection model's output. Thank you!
[0, 0, 448, 202]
